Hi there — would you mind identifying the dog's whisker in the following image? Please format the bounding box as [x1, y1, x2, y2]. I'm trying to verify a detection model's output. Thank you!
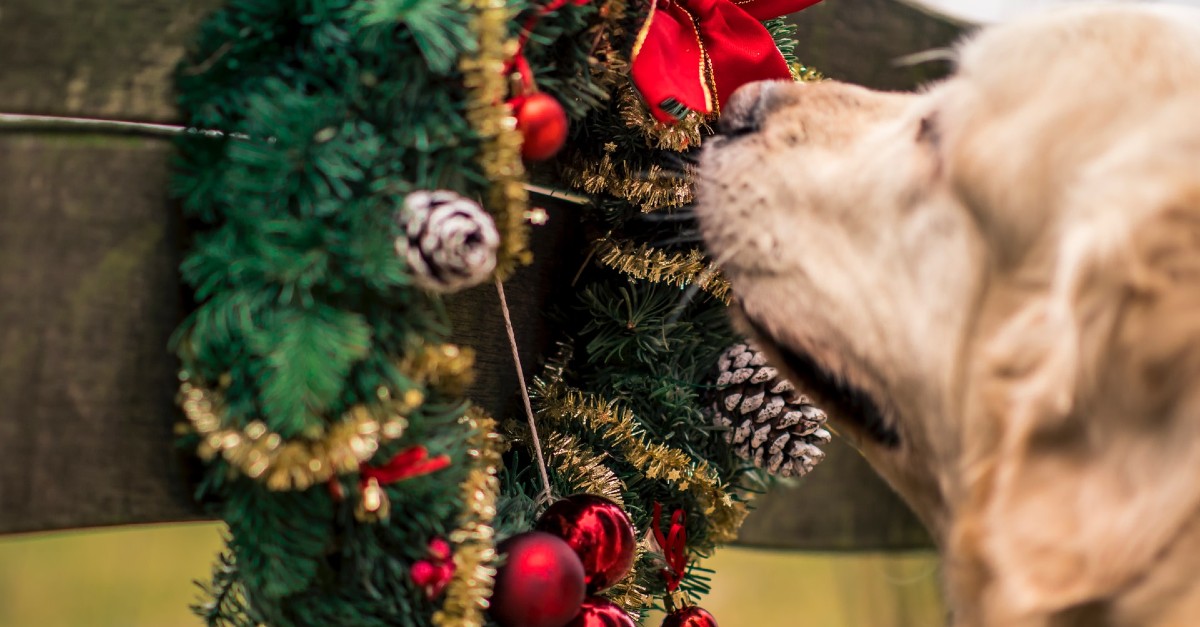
[893, 47, 958, 67]
[627, 167, 692, 181]
[665, 239, 744, 325]
[661, 151, 700, 167]
[653, 233, 705, 247]
[635, 208, 697, 222]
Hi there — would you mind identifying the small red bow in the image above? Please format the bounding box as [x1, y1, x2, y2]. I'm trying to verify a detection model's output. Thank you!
[360, 445, 451, 485]
[411, 537, 456, 599]
[631, 0, 823, 123]
[653, 502, 690, 591]
[328, 445, 451, 518]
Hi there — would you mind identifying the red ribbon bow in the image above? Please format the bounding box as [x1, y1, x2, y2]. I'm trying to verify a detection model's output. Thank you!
[631, 0, 823, 123]
[652, 502, 690, 591]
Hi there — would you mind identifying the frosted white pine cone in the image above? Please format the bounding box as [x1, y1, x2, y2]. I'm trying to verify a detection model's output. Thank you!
[395, 190, 500, 293]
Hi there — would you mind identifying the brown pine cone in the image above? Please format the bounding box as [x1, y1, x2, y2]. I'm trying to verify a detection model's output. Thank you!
[710, 342, 832, 478]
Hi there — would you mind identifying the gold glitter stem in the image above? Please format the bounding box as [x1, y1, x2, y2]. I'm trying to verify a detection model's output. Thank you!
[595, 236, 731, 303]
[557, 145, 694, 213]
[460, 0, 531, 279]
[434, 408, 504, 627]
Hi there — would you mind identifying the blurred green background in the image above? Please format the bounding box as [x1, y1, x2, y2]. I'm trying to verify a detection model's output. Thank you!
[0, 523, 943, 626]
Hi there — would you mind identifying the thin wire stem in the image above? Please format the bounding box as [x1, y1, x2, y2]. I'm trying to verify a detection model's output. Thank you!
[495, 277, 555, 506]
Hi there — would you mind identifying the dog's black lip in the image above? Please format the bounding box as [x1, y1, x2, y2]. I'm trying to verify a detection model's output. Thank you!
[742, 315, 902, 448]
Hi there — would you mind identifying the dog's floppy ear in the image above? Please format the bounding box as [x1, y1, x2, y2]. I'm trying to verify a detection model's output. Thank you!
[959, 168, 1200, 621]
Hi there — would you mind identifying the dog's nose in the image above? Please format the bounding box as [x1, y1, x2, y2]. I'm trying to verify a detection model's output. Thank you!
[718, 80, 791, 136]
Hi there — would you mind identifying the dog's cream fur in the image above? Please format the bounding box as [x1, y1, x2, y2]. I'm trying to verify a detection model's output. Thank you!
[697, 5, 1200, 625]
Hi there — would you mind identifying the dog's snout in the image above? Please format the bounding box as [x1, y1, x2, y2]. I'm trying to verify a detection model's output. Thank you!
[718, 80, 792, 136]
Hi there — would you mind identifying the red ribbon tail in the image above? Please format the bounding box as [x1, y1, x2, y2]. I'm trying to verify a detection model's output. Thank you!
[361, 446, 451, 485]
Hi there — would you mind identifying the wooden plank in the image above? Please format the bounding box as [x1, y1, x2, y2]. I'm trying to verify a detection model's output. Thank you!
[0, 0, 223, 122]
[0, 0, 963, 125]
[0, 133, 582, 534]
[0, 135, 198, 533]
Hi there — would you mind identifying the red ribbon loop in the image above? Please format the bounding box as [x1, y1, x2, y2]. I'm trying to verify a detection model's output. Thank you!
[630, 0, 822, 123]
[653, 502, 690, 591]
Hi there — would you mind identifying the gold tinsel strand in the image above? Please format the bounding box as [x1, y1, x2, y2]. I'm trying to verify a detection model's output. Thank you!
[545, 431, 626, 507]
[791, 62, 824, 83]
[558, 143, 694, 212]
[178, 378, 413, 491]
[460, 0, 530, 278]
[400, 342, 478, 397]
[616, 84, 706, 153]
[589, 0, 630, 90]
[434, 408, 504, 627]
[595, 236, 731, 303]
[533, 381, 749, 543]
[604, 545, 655, 619]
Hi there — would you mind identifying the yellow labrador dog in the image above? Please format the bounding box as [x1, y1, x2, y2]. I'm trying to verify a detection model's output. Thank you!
[697, 4, 1200, 626]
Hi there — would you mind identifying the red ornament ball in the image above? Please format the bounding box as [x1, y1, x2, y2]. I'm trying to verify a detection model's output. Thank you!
[513, 92, 569, 161]
[536, 494, 637, 593]
[565, 597, 636, 627]
[662, 606, 718, 627]
[489, 531, 586, 627]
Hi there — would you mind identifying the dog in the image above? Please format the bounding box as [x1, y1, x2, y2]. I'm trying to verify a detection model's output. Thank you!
[696, 4, 1200, 626]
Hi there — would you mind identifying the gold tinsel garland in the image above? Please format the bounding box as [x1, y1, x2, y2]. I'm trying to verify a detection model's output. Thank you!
[558, 143, 694, 212]
[595, 236, 731, 303]
[617, 85, 707, 153]
[533, 381, 749, 543]
[460, 0, 530, 279]
[545, 431, 626, 507]
[434, 408, 504, 627]
[178, 342, 477, 491]
[605, 546, 655, 619]
[177, 377, 415, 491]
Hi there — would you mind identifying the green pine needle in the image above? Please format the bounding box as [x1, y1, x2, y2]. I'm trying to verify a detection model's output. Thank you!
[250, 305, 372, 436]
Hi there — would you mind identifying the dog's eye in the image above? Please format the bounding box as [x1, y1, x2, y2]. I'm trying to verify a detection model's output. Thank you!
[916, 113, 940, 146]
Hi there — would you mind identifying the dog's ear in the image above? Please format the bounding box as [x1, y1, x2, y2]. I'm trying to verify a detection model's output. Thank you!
[958, 169, 1200, 620]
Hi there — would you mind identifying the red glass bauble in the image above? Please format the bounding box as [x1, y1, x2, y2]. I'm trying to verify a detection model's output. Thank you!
[513, 92, 569, 161]
[564, 597, 636, 627]
[536, 494, 637, 593]
[662, 606, 718, 627]
[489, 531, 586, 627]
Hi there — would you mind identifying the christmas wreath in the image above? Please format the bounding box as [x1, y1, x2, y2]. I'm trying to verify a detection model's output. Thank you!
[170, 0, 827, 625]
